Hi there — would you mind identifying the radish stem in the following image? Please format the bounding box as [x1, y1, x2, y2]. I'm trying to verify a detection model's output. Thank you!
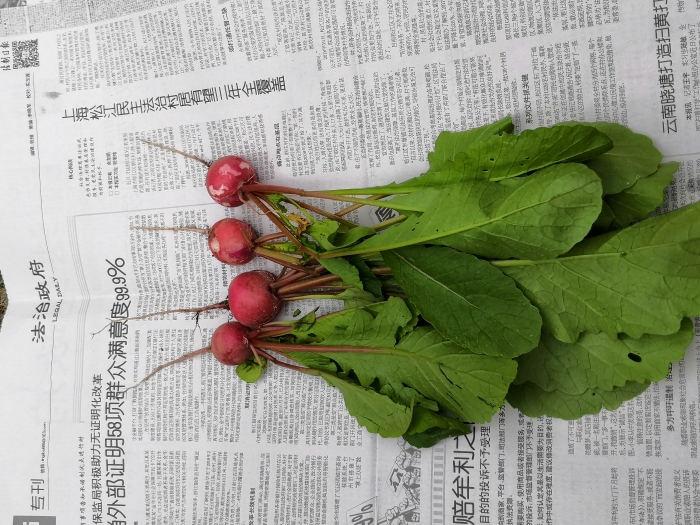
[337, 195, 383, 216]
[276, 274, 343, 295]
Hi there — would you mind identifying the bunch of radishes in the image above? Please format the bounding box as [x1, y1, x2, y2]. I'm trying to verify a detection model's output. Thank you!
[127, 145, 381, 388]
[122, 118, 700, 446]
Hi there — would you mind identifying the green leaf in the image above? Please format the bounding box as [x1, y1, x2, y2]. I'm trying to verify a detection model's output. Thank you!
[379, 383, 439, 412]
[514, 318, 693, 394]
[496, 201, 700, 342]
[319, 257, 364, 291]
[284, 302, 386, 344]
[318, 257, 383, 297]
[428, 116, 514, 171]
[322, 373, 413, 437]
[606, 162, 679, 229]
[336, 288, 383, 308]
[590, 201, 615, 235]
[558, 121, 662, 195]
[322, 296, 414, 349]
[369, 124, 611, 192]
[328, 163, 603, 260]
[348, 256, 383, 297]
[306, 219, 375, 250]
[311, 306, 518, 423]
[384, 246, 542, 357]
[403, 407, 469, 448]
[291, 308, 319, 331]
[236, 358, 266, 383]
[507, 380, 650, 419]
[267, 193, 289, 213]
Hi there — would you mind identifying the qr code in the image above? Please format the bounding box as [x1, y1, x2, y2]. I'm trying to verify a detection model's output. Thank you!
[12, 39, 39, 69]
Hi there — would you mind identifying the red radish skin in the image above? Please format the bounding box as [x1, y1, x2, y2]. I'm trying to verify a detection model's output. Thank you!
[211, 322, 253, 365]
[208, 218, 256, 265]
[228, 270, 282, 328]
[206, 156, 258, 207]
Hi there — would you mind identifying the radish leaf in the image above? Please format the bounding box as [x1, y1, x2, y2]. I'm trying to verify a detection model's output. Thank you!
[558, 121, 663, 194]
[319, 257, 365, 291]
[496, 200, 700, 342]
[383, 246, 541, 357]
[322, 373, 413, 437]
[305, 300, 517, 423]
[328, 163, 602, 260]
[513, 318, 693, 394]
[236, 357, 266, 383]
[388, 123, 612, 190]
[306, 219, 375, 250]
[606, 162, 679, 229]
[507, 380, 649, 419]
[403, 407, 469, 448]
[428, 116, 514, 170]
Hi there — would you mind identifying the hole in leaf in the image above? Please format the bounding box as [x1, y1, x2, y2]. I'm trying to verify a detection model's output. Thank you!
[520, 163, 524, 167]
[524, 156, 530, 160]
[489, 158, 495, 162]
[482, 169, 488, 172]
[627, 353, 642, 363]
[591, 392, 596, 396]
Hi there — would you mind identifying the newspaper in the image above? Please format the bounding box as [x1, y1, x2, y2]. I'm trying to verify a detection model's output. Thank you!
[0, 1, 699, 524]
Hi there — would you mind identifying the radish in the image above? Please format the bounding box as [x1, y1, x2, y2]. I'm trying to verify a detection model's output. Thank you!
[132, 220, 316, 271]
[132, 218, 257, 265]
[210, 321, 253, 365]
[207, 218, 256, 265]
[139, 139, 257, 207]
[128, 321, 253, 390]
[206, 156, 258, 207]
[228, 270, 282, 328]
[93, 269, 354, 337]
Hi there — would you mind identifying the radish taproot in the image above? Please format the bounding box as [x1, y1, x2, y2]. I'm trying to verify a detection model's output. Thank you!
[129, 321, 253, 390]
[206, 156, 258, 207]
[207, 218, 256, 265]
[228, 270, 282, 328]
[133, 218, 257, 265]
[211, 321, 254, 364]
[139, 139, 257, 207]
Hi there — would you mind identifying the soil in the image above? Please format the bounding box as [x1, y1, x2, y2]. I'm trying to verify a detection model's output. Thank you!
[0, 273, 7, 331]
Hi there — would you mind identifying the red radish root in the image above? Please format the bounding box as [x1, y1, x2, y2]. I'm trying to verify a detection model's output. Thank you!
[211, 321, 254, 365]
[208, 218, 256, 265]
[206, 156, 258, 207]
[129, 321, 253, 390]
[228, 270, 282, 328]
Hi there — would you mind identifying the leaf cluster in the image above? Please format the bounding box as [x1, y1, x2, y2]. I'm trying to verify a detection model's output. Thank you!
[250, 117, 694, 444]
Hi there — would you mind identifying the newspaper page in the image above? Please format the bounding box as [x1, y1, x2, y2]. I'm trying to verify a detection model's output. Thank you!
[0, 1, 699, 524]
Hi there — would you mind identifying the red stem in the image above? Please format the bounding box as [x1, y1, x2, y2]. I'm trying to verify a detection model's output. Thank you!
[336, 195, 383, 216]
[276, 274, 342, 295]
[271, 270, 308, 289]
[255, 231, 289, 244]
[253, 247, 317, 275]
[252, 340, 390, 354]
[278, 288, 348, 299]
[255, 348, 319, 375]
